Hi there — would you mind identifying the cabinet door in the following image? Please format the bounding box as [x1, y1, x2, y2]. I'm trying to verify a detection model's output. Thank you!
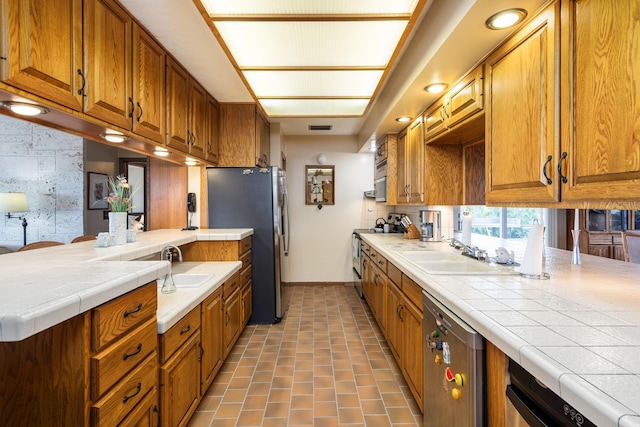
[255, 110, 270, 167]
[589, 245, 611, 259]
[560, 0, 640, 203]
[396, 129, 408, 203]
[159, 331, 201, 427]
[200, 288, 223, 393]
[206, 95, 220, 164]
[132, 25, 165, 143]
[446, 64, 483, 129]
[83, 0, 132, 129]
[119, 388, 159, 427]
[0, 0, 83, 110]
[224, 289, 240, 357]
[218, 103, 257, 167]
[386, 280, 403, 363]
[166, 58, 190, 153]
[402, 299, 423, 407]
[407, 117, 424, 204]
[423, 101, 447, 141]
[485, 3, 560, 204]
[241, 281, 252, 327]
[188, 79, 207, 159]
[373, 266, 387, 335]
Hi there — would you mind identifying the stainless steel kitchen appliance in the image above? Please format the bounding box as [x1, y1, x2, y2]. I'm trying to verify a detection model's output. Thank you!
[352, 231, 363, 298]
[423, 291, 484, 427]
[419, 210, 441, 242]
[506, 359, 596, 426]
[207, 166, 288, 324]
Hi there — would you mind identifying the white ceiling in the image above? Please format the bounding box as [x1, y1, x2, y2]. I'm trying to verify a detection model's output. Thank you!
[119, 0, 547, 151]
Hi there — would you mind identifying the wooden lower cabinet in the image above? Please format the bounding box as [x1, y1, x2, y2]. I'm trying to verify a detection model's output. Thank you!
[224, 286, 241, 357]
[241, 280, 253, 327]
[386, 279, 404, 362]
[201, 287, 224, 393]
[159, 331, 202, 427]
[119, 388, 160, 427]
[401, 296, 423, 406]
[486, 341, 507, 427]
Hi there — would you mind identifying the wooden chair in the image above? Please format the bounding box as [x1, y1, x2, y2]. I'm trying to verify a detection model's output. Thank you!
[71, 235, 97, 243]
[17, 241, 65, 251]
[621, 230, 640, 264]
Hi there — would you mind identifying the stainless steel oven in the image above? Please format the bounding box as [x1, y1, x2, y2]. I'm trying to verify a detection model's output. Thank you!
[506, 359, 596, 427]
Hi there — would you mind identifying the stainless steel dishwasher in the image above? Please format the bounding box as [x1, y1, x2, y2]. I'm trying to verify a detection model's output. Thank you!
[423, 291, 485, 427]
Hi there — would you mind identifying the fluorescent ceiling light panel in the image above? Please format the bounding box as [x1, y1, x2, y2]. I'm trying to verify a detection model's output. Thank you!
[215, 21, 407, 67]
[243, 70, 384, 97]
[260, 99, 369, 117]
[202, 0, 419, 15]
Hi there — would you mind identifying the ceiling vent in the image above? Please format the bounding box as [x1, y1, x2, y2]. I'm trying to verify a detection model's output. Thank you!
[309, 125, 332, 131]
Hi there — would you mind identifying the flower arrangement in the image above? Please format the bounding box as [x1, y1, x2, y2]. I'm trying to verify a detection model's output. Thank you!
[104, 175, 135, 212]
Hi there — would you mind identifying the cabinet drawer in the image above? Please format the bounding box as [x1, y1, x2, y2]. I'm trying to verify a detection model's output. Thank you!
[91, 352, 157, 427]
[224, 271, 241, 297]
[239, 249, 252, 270]
[362, 242, 370, 256]
[92, 283, 157, 351]
[402, 275, 423, 310]
[241, 264, 252, 286]
[91, 317, 157, 399]
[588, 234, 614, 245]
[158, 306, 200, 364]
[387, 262, 402, 287]
[373, 252, 387, 273]
[118, 387, 158, 427]
[239, 236, 252, 255]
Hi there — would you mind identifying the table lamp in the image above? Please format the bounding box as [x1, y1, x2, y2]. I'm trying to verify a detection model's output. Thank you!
[0, 192, 30, 245]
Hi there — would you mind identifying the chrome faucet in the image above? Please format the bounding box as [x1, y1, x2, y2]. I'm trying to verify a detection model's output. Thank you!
[160, 245, 183, 263]
[449, 238, 487, 261]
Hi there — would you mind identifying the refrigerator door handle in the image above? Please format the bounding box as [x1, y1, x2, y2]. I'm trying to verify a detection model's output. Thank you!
[283, 189, 290, 256]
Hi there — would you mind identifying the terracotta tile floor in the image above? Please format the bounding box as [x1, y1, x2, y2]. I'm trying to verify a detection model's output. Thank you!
[187, 285, 422, 427]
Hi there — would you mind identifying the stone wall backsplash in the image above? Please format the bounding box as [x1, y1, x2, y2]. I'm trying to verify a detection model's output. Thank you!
[0, 115, 83, 250]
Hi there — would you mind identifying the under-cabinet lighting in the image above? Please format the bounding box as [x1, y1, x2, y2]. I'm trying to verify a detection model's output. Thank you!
[485, 8, 527, 30]
[154, 147, 170, 157]
[1, 101, 49, 116]
[99, 132, 129, 143]
[424, 83, 448, 94]
[395, 116, 412, 123]
[185, 158, 198, 166]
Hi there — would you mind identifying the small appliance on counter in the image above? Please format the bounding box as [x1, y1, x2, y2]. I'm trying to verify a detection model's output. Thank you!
[419, 210, 441, 242]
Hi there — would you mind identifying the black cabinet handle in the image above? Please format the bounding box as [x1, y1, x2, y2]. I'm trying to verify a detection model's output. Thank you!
[123, 343, 143, 360]
[153, 406, 160, 427]
[123, 303, 142, 317]
[180, 324, 191, 335]
[76, 69, 86, 95]
[542, 155, 553, 185]
[122, 382, 142, 403]
[136, 102, 143, 122]
[558, 151, 568, 183]
[128, 97, 134, 118]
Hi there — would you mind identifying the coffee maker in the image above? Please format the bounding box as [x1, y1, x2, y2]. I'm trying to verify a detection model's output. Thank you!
[419, 210, 441, 242]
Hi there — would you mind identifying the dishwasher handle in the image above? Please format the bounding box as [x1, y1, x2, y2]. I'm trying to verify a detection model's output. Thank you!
[506, 385, 554, 427]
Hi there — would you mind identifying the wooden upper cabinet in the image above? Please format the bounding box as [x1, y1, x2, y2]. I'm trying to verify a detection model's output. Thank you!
[423, 101, 448, 141]
[485, 1, 560, 205]
[559, 0, 640, 204]
[0, 0, 84, 110]
[166, 57, 190, 153]
[407, 117, 424, 204]
[446, 64, 483, 129]
[189, 79, 207, 159]
[206, 95, 220, 165]
[218, 103, 270, 167]
[396, 129, 408, 203]
[83, 0, 133, 129]
[132, 25, 165, 143]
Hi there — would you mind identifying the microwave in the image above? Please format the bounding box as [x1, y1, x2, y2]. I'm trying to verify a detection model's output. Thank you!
[375, 176, 387, 202]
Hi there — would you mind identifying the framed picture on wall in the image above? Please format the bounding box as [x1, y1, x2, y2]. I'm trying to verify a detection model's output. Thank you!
[88, 172, 108, 210]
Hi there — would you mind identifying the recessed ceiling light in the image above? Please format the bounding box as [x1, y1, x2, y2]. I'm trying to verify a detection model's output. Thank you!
[485, 8, 527, 30]
[154, 147, 169, 157]
[99, 132, 129, 143]
[1, 101, 49, 116]
[424, 83, 448, 94]
[395, 116, 412, 123]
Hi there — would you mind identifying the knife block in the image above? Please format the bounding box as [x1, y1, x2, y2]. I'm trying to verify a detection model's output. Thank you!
[404, 223, 421, 239]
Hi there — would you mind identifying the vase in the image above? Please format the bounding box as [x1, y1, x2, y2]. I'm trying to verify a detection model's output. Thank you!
[108, 212, 128, 245]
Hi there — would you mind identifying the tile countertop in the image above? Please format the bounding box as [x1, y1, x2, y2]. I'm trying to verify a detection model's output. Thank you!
[0, 228, 253, 342]
[361, 234, 640, 427]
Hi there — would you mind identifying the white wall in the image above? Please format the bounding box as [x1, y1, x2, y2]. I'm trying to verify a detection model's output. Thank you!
[0, 115, 84, 250]
[282, 135, 374, 283]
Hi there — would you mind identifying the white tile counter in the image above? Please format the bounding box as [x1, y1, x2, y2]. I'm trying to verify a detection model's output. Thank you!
[361, 234, 640, 427]
[0, 228, 253, 342]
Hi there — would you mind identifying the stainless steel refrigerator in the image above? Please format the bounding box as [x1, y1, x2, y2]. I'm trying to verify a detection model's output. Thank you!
[206, 166, 289, 324]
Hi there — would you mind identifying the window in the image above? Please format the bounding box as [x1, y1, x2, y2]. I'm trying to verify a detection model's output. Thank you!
[459, 206, 546, 241]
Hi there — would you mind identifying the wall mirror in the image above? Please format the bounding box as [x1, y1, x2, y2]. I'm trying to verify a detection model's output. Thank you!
[119, 158, 149, 230]
[305, 165, 334, 207]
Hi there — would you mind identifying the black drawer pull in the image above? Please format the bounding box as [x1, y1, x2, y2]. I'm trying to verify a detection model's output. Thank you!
[123, 343, 143, 360]
[123, 303, 142, 317]
[123, 382, 142, 403]
[180, 324, 191, 335]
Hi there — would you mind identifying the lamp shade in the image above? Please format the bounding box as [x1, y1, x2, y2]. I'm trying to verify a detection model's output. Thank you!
[0, 192, 30, 213]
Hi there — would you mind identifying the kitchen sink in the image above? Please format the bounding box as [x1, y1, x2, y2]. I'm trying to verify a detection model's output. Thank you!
[397, 250, 518, 276]
[157, 273, 213, 288]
